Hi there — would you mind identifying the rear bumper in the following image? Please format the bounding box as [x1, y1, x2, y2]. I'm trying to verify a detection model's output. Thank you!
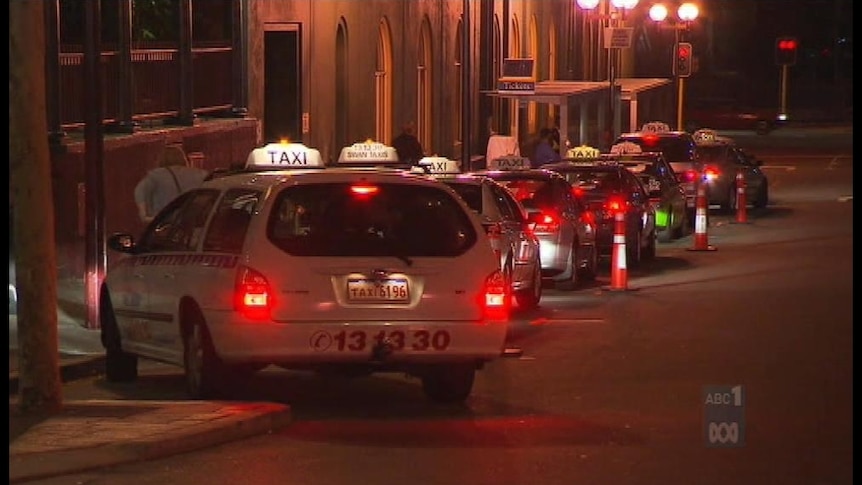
[209, 319, 509, 365]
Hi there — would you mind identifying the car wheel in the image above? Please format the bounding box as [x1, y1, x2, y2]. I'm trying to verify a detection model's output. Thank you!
[421, 363, 476, 404]
[720, 184, 737, 214]
[100, 287, 138, 383]
[555, 242, 580, 291]
[672, 208, 688, 239]
[184, 317, 228, 399]
[577, 246, 598, 282]
[658, 210, 674, 243]
[627, 230, 642, 267]
[515, 262, 542, 310]
[643, 230, 657, 261]
[753, 181, 769, 209]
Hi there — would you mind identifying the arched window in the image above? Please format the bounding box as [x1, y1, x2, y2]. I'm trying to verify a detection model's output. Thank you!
[376, 18, 393, 143]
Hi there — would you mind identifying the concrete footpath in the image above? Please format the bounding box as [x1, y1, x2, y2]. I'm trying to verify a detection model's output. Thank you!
[9, 352, 292, 483]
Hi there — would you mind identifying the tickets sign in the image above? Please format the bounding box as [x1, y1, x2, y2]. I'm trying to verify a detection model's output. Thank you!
[246, 143, 324, 169]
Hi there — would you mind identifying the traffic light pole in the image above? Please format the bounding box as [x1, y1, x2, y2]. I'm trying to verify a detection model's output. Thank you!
[779, 64, 789, 119]
[676, 76, 685, 131]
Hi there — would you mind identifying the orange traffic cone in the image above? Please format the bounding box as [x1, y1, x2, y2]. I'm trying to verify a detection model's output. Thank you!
[607, 210, 628, 291]
[688, 179, 717, 252]
[731, 169, 749, 224]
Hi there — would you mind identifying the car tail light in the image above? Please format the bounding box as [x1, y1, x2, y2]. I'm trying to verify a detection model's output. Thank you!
[528, 211, 561, 233]
[606, 196, 627, 214]
[235, 265, 272, 320]
[682, 170, 699, 183]
[481, 270, 510, 322]
[703, 166, 720, 182]
[350, 183, 380, 198]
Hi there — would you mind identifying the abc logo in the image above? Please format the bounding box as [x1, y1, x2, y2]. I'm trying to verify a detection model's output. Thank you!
[707, 422, 739, 444]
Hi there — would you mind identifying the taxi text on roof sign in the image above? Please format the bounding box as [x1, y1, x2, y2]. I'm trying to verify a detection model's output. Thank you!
[610, 141, 643, 155]
[640, 121, 671, 134]
[419, 156, 461, 175]
[567, 145, 601, 159]
[246, 142, 324, 169]
[337, 140, 399, 164]
[487, 156, 532, 171]
[692, 128, 719, 144]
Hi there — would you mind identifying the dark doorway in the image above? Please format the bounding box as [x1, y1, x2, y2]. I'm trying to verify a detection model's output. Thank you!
[264, 26, 301, 143]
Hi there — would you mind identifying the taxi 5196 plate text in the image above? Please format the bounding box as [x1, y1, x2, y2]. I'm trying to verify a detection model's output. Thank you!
[347, 279, 409, 302]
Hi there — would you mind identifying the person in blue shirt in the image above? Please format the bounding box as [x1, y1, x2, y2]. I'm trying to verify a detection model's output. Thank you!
[531, 128, 561, 168]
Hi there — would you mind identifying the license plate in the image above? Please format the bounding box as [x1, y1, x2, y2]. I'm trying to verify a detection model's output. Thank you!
[347, 279, 409, 302]
[309, 329, 452, 352]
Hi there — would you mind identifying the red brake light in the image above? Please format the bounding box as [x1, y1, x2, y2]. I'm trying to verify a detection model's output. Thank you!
[481, 270, 510, 322]
[235, 266, 272, 320]
[350, 183, 380, 197]
[642, 135, 659, 146]
[683, 169, 698, 182]
[606, 197, 626, 214]
[703, 167, 720, 181]
[528, 211, 561, 233]
[571, 186, 584, 198]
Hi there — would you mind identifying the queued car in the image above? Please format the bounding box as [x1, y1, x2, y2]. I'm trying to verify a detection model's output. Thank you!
[615, 122, 701, 225]
[607, 148, 690, 242]
[417, 156, 543, 310]
[542, 159, 657, 266]
[474, 156, 598, 291]
[100, 141, 512, 404]
[692, 130, 769, 211]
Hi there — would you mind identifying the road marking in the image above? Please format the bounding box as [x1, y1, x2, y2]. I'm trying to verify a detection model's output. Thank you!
[826, 156, 840, 170]
[760, 165, 796, 171]
[838, 195, 853, 202]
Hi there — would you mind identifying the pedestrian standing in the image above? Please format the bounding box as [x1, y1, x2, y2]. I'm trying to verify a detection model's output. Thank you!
[531, 128, 562, 168]
[392, 121, 425, 165]
[134, 144, 209, 224]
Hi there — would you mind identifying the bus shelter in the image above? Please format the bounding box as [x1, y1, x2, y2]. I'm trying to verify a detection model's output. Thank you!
[484, 78, 672, 155]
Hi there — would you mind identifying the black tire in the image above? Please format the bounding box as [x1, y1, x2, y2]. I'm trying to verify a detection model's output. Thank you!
[658, 209, 674, 243]
[673, 208, 689, 239]
[753, 182, 769, 209]
[627, 230, 642, 267]
[720, 184, 736, 214]
[515, 262, 542, 310]
[421, 364, 476, 404]
[577, 246, 598, 282]
[100, 287, 138, 383]
[643, 230, 657, 261]
[555, 243, 580, 291]
[184, 317, 230, 399]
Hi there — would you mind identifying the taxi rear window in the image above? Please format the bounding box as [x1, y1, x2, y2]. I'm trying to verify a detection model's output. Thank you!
[443, 182, 483, 214]
[489, 178, 556, 211]
[559, 170, 623, 193]
[620, 135, 695, 164]
[267, 183, 478, 257]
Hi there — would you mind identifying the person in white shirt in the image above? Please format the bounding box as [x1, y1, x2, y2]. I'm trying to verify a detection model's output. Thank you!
[134, 145, 209, 224]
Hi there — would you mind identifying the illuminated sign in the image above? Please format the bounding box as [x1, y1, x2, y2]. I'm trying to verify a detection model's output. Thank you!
[246, 143, 324, 169]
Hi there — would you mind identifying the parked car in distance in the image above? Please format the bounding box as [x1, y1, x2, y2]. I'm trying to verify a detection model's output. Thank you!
[692, 131, 769, 211]
[685, 97, 783, 135]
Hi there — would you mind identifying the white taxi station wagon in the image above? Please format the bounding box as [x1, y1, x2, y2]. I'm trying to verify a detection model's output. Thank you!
[101, 140, 511, 403]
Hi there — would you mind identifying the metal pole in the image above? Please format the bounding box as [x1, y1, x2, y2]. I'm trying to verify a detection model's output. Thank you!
[779, 64, 789, 118]
[461, 0, 472, 170]
[676, 77, 685, 131]
[83, 0, 106, 329]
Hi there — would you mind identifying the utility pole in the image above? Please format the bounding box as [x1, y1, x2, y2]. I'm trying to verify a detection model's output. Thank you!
[10, 0, 63, 413]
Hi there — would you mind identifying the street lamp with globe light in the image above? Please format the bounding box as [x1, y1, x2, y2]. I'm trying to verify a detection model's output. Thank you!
[649, 2, 699, 130]
[576, 0, 639, 148]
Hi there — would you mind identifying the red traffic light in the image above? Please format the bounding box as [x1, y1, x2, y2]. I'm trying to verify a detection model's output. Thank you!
[677, 44, 692, 57]
[778, 39, 797, 50]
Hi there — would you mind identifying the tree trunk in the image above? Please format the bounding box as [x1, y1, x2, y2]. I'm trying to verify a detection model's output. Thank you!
[10, 0, 63, 413]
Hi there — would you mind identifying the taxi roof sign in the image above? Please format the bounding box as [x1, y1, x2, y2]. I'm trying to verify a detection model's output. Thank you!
[640, 121, 671, 134]
[419, 156, 461, 175]
[609, 141, 643, 155]
[692, 128, 719, 144]
[487, 156, 532, 171]
[246, 142, 324, 169]
[567, 145, 601, 159]
[337, 140, 399, 164]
